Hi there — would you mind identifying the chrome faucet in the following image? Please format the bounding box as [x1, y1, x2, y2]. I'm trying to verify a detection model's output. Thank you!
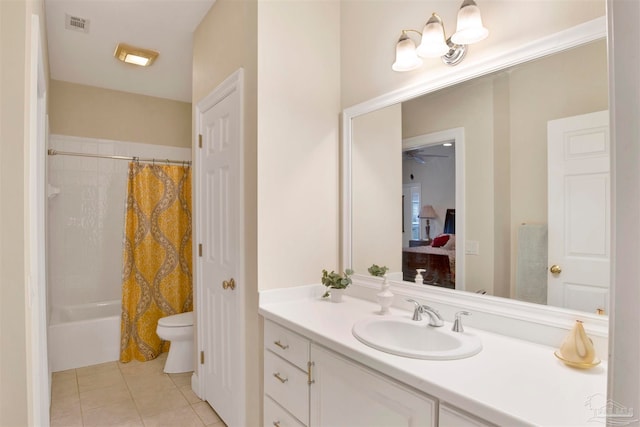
[452, 311, 471, 332]
[420, 305, 444, 327]
[406, 299, 444, 327]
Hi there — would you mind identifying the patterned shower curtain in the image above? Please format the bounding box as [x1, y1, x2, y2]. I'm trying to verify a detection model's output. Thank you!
[120, 162, 193, 362]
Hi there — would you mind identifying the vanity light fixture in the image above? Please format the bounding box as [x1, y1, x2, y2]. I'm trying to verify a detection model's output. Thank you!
[392, 0, 488, 71]
[114, 43, 159, 67]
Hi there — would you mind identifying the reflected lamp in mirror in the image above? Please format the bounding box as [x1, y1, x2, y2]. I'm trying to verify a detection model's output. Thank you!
[391, 0, 488, 71]
[419, 205, 438, 243]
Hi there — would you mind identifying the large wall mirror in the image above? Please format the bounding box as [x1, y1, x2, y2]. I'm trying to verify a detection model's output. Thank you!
[344, 18, 609, 316]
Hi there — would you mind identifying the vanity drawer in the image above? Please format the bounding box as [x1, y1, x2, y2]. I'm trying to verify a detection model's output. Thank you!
[439, 403, 495, 427]
[264, 395, 306, 427]
[264, 350, 309, 425]
[264, 319, 310, 370]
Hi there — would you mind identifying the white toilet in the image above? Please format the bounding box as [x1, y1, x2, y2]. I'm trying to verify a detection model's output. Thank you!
[156, 311, 194, 373]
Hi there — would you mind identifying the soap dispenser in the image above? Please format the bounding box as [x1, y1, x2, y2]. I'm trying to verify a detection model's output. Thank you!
[415, 269, 425, 285]
[376, 274, 394, 315]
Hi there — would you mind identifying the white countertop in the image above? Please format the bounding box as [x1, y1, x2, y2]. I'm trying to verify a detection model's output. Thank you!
[259, 288, 608, 426]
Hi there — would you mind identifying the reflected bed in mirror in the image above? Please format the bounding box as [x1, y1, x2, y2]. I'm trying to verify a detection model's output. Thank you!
[403, 209, 456, 288]
[345, 18, 609, 315]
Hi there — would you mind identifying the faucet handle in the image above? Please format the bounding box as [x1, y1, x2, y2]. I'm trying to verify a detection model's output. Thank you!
[406, 299, 423, 321]
[452, 311, 471, 332]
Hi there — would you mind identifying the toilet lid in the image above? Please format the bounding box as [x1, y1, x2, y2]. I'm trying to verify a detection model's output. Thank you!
[158, 311, 194, 327]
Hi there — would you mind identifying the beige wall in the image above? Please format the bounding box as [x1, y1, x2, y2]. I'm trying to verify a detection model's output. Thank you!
[0, 0, 48, 425]
[49, 80, 191, 148]
[194, 1, 340, 420]
[340, 0, 606, 109]
[193, 0, 260, 424]
[352, 104, 402, 273]
[257, 0, 341, 289]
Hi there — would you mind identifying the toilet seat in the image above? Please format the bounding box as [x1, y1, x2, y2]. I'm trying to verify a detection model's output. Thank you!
[158, 311, 193, 328]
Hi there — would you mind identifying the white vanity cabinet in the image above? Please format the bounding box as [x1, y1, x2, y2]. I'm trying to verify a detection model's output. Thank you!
[309, 343, 436, 426]
[260, 287, 609, 426]
[264, 319, 437, 427]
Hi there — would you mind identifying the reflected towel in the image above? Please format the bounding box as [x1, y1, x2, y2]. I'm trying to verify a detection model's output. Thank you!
[515, 224, 548, 304]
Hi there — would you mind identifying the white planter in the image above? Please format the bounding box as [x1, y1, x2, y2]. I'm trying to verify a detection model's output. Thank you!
[330, 288, 345, 303]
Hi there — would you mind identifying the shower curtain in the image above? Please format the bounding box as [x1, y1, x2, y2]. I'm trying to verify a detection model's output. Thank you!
[120, 162, 193, 362]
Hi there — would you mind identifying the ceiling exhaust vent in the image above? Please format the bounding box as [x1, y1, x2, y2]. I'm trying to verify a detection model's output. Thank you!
[65, 14, 90, 33]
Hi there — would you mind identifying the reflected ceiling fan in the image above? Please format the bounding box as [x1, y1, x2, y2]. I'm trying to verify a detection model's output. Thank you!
[403, 148, 449, 164]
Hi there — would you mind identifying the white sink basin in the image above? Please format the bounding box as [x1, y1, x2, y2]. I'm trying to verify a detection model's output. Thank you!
[352, 316, 482, 360]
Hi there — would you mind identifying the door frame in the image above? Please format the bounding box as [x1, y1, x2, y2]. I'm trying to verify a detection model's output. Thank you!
[29, 13, 50, 426]
[402, 128, 465, 290]
[193, 69, 246, 424]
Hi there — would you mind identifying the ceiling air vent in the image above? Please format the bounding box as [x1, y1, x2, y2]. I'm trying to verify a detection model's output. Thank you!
[65, 14, 90, 34]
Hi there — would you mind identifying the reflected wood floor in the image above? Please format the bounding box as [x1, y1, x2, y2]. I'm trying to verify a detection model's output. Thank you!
[50, 352, 227, 427]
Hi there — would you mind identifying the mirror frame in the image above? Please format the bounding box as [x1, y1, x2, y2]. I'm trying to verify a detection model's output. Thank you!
[341, 17, 609, 335]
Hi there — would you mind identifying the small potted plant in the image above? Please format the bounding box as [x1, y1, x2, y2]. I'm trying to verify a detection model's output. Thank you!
[368, 264, 393, 314]
[367, 264, 389, 277]
[321, 268, 354, 302]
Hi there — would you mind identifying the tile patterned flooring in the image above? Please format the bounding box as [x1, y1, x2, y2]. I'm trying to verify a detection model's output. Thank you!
[50, 353, 227, 427]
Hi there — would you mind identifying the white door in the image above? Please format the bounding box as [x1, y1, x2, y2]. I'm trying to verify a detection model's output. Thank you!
[196, 70, 244, 426]
[547, 110, 609, 312]
[310, 344, 436, 426]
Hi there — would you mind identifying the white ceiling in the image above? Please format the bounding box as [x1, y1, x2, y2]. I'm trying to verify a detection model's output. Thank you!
[45, 0, 215, 103]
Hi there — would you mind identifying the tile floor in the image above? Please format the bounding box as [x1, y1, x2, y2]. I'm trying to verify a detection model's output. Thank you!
[50, 353, 227, 427]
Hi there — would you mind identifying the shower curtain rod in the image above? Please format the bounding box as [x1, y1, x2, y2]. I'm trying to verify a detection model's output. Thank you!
[47, 149, 192, 166]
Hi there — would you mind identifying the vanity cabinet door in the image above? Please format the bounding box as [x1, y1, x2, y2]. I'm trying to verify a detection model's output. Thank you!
[309, 343, 436, 427]
[439, 404, 495, 427]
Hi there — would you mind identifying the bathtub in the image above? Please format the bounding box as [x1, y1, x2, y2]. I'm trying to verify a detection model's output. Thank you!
[48, 300, 121, 372]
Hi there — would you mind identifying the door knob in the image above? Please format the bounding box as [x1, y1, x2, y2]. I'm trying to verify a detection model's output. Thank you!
[549, 264, 562, 274]
[222, 278, 236, 290]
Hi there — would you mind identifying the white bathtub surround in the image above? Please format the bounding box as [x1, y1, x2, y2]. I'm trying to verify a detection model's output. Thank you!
[259, 285, 608, 426]
[48, 300, 121, 372]
[47, 134, 191, 309]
